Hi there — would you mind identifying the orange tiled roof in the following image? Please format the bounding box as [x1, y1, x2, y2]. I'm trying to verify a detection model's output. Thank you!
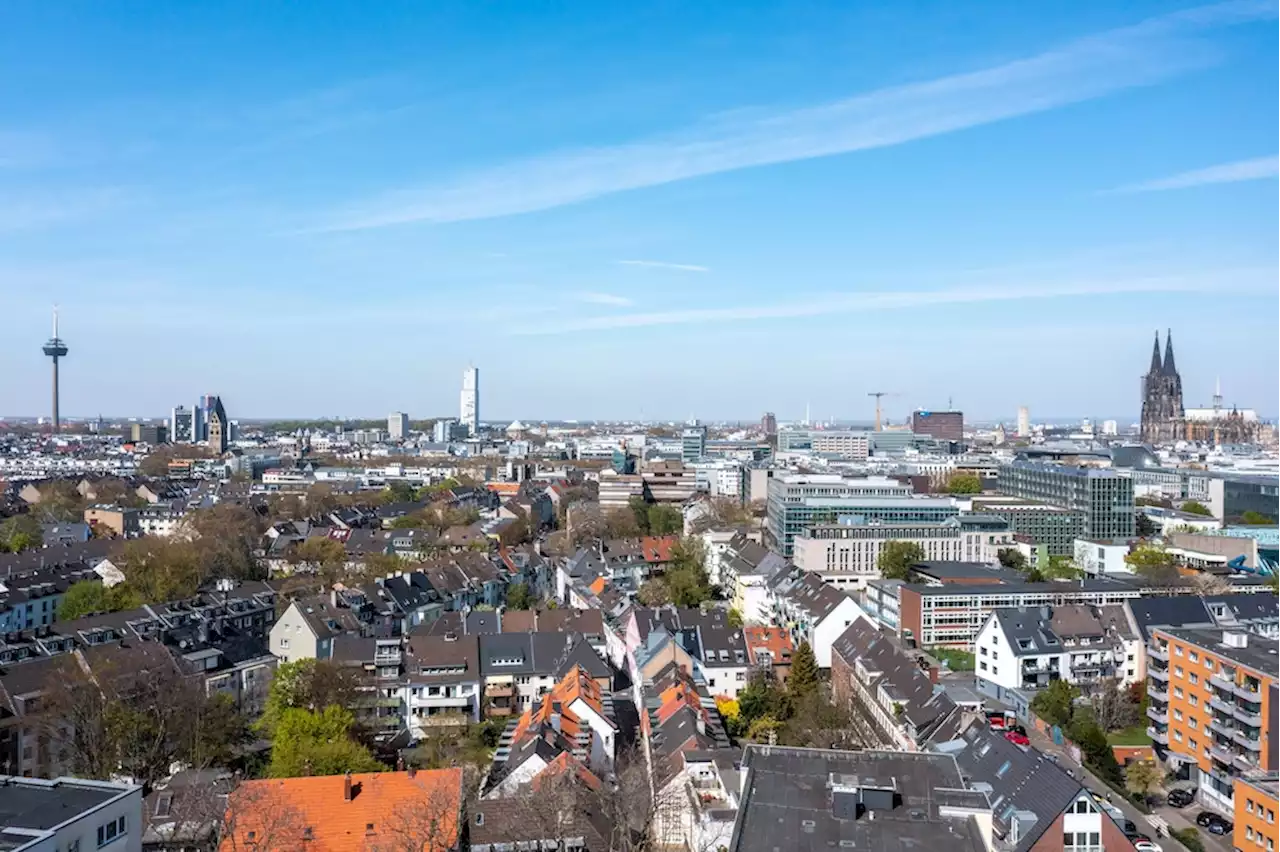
[487, 482, 521, 496]
[511, 665, 607, 746]
[744, 626, 793, 664]
[536, 750, 604, 791]
[589, 576, 609, 595]
[219, 769, 462, 852]
[641, 535, 677, 563]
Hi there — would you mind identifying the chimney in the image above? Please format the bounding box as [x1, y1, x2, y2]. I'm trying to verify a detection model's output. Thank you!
[407, 766, 416, 779]
[344, 771, 353, 801]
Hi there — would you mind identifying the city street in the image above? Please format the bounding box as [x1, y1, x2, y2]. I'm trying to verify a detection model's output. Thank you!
[1025, 724, 1233, 852]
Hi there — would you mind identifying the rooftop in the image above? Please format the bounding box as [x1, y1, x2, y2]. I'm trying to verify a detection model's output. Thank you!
[0, 775, 139, 845]
[1155, 627, 1279, 677]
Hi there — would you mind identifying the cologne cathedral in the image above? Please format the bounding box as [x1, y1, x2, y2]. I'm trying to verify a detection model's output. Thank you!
[1140, 330, 1261, 445]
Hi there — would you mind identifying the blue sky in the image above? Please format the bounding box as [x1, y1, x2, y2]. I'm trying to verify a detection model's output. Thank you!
[2, 1, 1276, 423]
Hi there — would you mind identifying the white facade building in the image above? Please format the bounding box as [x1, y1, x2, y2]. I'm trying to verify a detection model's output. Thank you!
[388, 411, 409, 441]
[1073, 539, 1134, 576]
[0, 775, 143, 852]
[460, 366, 479, 435]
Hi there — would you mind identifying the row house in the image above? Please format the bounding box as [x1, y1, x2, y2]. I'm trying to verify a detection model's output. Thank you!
[830, 617, 964, 751]
[624, 606, 751, 699]
[0, 563, 102, 631]
[766, 570, 866, 668]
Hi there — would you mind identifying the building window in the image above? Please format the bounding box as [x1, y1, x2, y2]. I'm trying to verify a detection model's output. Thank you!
[1174, 710, 1183, 721]
[1173, 731, 1183, 742]
[1174, 666, 1184, 678]
[1188, 737, 1197, 750]
[1189, 651, 1199, 663]
[1175, 646, 1183, 656]
[1175, 687, 1184, 698]
[1189, 695, 1198, 707]
[1188, 718, 1197, 729]
[980, 661, 988, 672]
[97, 815, 126, 847]
[1189, 673, 1198, 685]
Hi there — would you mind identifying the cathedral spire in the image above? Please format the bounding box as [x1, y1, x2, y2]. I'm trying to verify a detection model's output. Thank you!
[1162, 328, 1178, 376]
[1148, 331, 1162, 375]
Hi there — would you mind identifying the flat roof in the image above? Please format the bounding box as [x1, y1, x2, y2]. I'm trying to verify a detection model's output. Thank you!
[1235, 774, 1279, 802]
[1155, 627, 1279, 677]
[0, 776, 135, 832]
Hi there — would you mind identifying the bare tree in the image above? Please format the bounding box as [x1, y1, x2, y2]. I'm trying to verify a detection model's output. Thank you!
[368, 772, 467, 852]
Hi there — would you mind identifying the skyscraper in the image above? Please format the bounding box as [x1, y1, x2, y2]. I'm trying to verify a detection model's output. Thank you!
[171, 405, 195, 443]
[682, 422, 707, 464]
[761, 412, 778, 436]
[1016, 406, 1030, 438]
[41, 307, 69, 433]
[388, 411, 409, 441]
[460, 366, 479, 435]
[1140, 329, 1184, 445]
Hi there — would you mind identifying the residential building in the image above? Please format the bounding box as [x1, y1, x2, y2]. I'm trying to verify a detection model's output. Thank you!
[743, 626, 792, 685]
[690, 458, 746, 500]
[387, 411, 409, 441]
[767, 571, 866, 668]
[682, 423, 707, 464]
[971, 496, 1087, 556]
[997, 460, 1135, 540]
[402, 633, 483, 734]
[830, 618, 964, 750]
[597, 469, 646, 509]
[973, 605, 1140, 702]
[0, 775, 143, 852]
[1017, 406, 1030, 438]
[761, 411, 777, 436]
[939, 717, 1140, 852]
[83, 505, 140, 537]
[809, 430, 871, 459]
[1147, 627, 1277, 812]
[460, 366, 479, 435]
[1234, 773, 1278, 852]
[793, 513, 1012, 590]
[725, 745, 991, 852]
[911, 409, 964, 442]
[269, 595, 363, 663]
[220, 769, 463, 852]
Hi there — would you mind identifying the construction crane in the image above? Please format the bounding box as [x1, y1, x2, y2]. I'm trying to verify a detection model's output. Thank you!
[867, 391, 897, 432]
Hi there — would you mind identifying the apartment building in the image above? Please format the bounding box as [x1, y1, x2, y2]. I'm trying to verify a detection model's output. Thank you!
[971, 496, 1087, 556]
[794, 513, 1012, 590]
[1234, 773, 1279, 852]
[810, 431, 870, 459]
[0, 775, 143, 852]
[82, 504, 140, 537]
[1147, 627, 1277, 813]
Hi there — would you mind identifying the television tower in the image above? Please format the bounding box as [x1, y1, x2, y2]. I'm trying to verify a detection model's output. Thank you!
[42, 306, 69, 433]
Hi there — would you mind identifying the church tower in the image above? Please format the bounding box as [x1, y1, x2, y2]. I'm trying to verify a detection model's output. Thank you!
[1140, 330, 1184, 444]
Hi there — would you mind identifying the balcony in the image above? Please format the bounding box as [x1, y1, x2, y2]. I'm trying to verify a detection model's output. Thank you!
[1148, 667, 1169, 684]
[485, 683, 515, 698]
[1232, 704, 1263, 728]
[1147, 726, 1169, 745]
[1207, 716, 1235, 738]
[1148, 644, 1168, 663]
[1233, 752, 1258, 771]
[1209, 672, 1237, 694]
[1146, 705, 1168, 724]
[1232, 729, 1262, 752]
[486, 704, 514, 717]
[1210, 743, 1238, 765]
[1147, 683, 1168, 701]
[1209, 695, 1236, 716]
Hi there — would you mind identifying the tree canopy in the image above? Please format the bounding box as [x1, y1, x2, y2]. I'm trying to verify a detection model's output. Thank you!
[996, 548, 1028, 571]
[877, 541, 925, 580]
[787, 641, 819, 700]
[0, 514, 43, 553]
[268, 706, 384, 778]
[1179, 500, 1212, 517]
[1030, 679, 1079, 728]
[1125, 543, 1180, 584]
[945, 472, 983, 495]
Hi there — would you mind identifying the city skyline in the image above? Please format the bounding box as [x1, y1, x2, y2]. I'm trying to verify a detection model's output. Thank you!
[1, 1, 1277, 419]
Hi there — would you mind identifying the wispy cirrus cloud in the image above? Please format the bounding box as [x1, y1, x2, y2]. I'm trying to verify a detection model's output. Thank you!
[577, 292, 635, 307]
[618, 259, 709, 273]
[1104, 155, 1279, 193]
[0, 187, 134, 231]
[317, 1, 1274, 231]
[512, 271, 1272, 335]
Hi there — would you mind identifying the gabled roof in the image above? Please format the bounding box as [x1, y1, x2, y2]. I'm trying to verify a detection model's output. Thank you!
[219, 770, 462, 852]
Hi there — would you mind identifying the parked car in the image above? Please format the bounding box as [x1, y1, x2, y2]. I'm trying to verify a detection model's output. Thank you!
[1119, 820, 1139, 836]
[1134, 841, 1163, 852]
[1004, 731, 1031, 746]
[1166, 789, 1195, 808]
[1101, 803, 1126, 822]
[1195, 812, 1233, 834]
[1126, 832, 1150, 843]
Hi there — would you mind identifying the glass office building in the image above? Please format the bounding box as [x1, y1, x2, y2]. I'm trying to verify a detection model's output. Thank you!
[997, 460, 1135, 541]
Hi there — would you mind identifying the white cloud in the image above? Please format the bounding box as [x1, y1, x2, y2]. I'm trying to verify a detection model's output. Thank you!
[317, 1, 1274, 231]
[0, 187, 133, 231]
[618, 260, 709, 273]
[513, 271, 1272, 335]
[1105, 156, 1279, 193]
[577, 292, 634, 307]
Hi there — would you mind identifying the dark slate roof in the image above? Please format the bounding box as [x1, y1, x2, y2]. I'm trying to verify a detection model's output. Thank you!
[406, 634, 481, 683]
[936, 718, 1086, 852]
[478, 632, 576, 677]
[469, 789, 609, 850]
[1110, 445, 1161, 470]
[1126, 596, 1213, 641]
[1158, 627, 1279, 675]
[728, 745, 989, 852]
[466, 610, 501, 635]
[1204, 593, 1280, 624]
[832, 619, 960, 743]
[0, 777, 132, 831]
[553, 638, 611, 682]
[990, 608, 1062, 656]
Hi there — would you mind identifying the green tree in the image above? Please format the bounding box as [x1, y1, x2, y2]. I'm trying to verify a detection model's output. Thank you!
[1043, 555, 1083, 580]
[646, 504, 683, 536]
[945, 473, 982, 495]
[1240, 510, 1273, 526]
[1068, 713, 1123, 787]
[1135, 512, 1159, 538]
[1125, 543, 1180, 584]
[57, 580, 142, 621]
[746, 715, 783, 743]
[288, 536, 349, 583]
[996, 548, 1028, 571]
[627, 496, 651, 534]
[737, 671, 788, 724]
[380, 481, 418, 504]
[505, 582, 535, 610]
[268, 706, 385, 778]
[1125, 760, 1163, 805]
[877, 541, 926, 580]
[665, 537, 713, 608]
[258, 659, 365, 736]
[0, 515, 43, 553]
[1180, 500, 1212, 517]
[727, 608, 744, 629]
[1134, 495, 1171, 508]
[787, 641, 820, 701]
[1030, 679, 1079, 727]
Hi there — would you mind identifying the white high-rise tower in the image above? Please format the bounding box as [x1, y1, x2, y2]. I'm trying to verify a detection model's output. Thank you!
[1016, 406, 1030, 438]
[460, 366, 479, 435]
